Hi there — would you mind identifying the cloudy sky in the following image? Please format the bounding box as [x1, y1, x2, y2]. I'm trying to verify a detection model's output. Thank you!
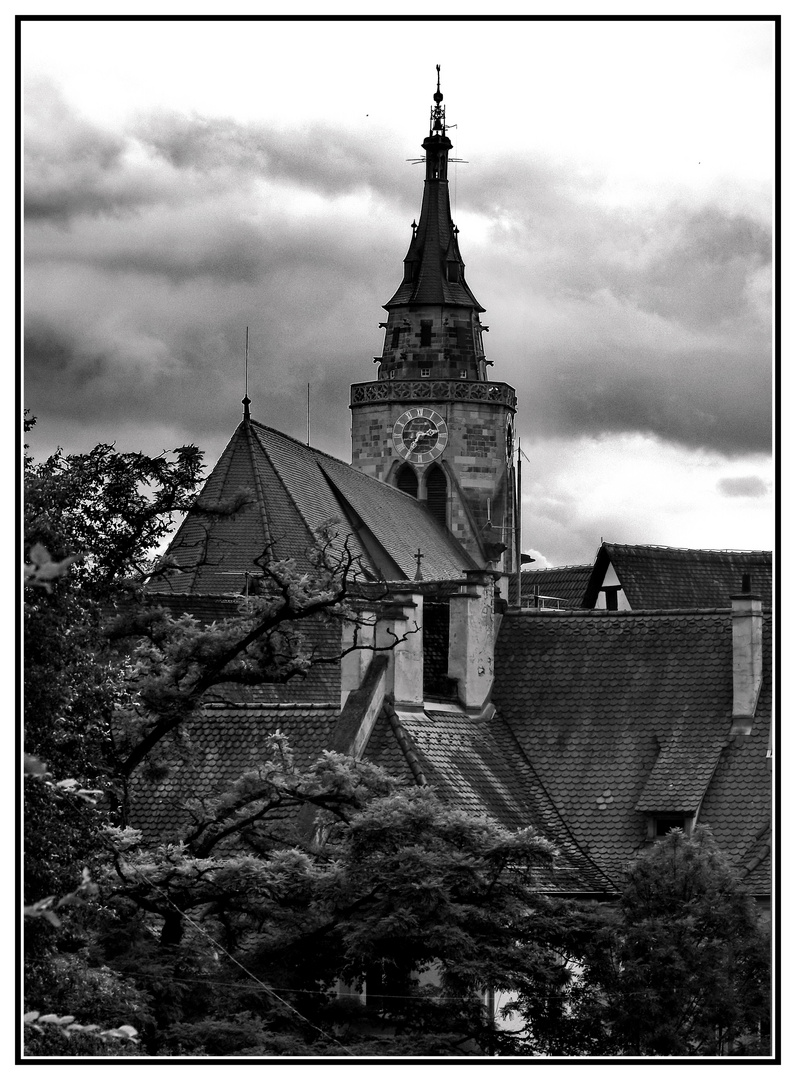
[22, 15, 774, 567]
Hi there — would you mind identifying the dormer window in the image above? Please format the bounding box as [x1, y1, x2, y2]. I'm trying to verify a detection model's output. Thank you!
[646, 814, 693, 842]
[448, 262, 459, 283]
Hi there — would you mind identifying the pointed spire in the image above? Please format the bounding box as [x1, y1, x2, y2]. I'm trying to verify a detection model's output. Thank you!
[384, 68, 483, 313]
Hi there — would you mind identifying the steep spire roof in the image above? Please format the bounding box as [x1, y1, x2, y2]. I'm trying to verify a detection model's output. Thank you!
[386, 67, 484, 312]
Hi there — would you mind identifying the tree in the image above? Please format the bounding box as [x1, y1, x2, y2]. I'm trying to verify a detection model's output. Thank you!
[506, 828, 771, 1057]
[608, 828, 770, 1056]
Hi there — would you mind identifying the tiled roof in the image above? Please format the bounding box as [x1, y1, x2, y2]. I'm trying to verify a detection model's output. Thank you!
[513, 565, 592, 608]
[315, 453, 476, 581]
[492, 608, 771, 891]
[149, 419, 474, 596]
[364, 704, 612, 894]
[634, 722, 726, 814]
[583, 543, 772, 609]
[130, 702, 340, 841]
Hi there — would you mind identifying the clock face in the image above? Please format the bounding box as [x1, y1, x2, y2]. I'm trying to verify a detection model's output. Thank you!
[392, 408, 448, 464]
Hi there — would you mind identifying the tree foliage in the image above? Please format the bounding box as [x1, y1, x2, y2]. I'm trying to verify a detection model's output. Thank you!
[506, 828, 771, 1057]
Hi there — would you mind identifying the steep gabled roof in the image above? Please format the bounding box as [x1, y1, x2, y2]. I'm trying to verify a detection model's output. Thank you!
[493, 607, 771, 891]
[149, 418, 476, 595]
[582, 543, 772, 609]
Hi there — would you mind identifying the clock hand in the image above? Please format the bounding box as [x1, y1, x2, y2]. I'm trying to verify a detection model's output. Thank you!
[408, 426, 431, 452]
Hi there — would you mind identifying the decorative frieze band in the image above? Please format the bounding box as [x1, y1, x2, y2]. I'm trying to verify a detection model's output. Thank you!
[350, 379, 517, 409]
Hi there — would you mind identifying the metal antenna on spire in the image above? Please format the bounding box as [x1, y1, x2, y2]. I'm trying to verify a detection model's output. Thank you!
[242, 326, 251, 420]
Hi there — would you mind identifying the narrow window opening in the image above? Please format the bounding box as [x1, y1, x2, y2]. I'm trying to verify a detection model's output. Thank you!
[420, 366, 431, 378]
[602, 585, 620, 610]
[396, 464, 418, 499]
[420, 321, 432, 347]
[426, 464, 447, 526]
[391, 327, 401, 348]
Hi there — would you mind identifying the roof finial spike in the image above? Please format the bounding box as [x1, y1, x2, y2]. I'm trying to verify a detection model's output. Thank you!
[434, 64, 443, 104]
[242, 326, 251, 421]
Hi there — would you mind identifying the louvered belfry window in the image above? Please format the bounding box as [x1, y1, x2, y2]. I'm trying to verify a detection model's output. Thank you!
[396, 464, 418, 499]
[426, 465, 447, 526]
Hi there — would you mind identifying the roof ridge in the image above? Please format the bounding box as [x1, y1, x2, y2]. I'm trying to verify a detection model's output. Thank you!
[203, 701, 338, 711]
[384, 704, 428, 786]
[522, 564, 591, 573]
[504, 606, 772, 618]
[249, 417, 354, 472]
[241, 421, 274, 550]
[603, 542, 772, 557]
[249, 422, 331, 546]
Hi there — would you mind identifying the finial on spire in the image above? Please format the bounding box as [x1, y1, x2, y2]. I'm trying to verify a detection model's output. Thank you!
[243, 326, 251, 420]
[430, 64, 446, 135]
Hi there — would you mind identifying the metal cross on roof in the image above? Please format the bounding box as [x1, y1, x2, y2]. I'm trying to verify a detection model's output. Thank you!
[414, 548, 424, 581]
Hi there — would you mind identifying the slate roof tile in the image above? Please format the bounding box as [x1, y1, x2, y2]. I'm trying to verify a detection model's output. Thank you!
[131, 702, 340, 841]
[364, 705, 613, 894]
[493, 608, 771, 892]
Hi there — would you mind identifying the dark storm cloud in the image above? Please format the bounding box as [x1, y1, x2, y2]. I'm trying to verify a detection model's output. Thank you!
[24, 91, 772, 464]
[24, 81, 168, 222]
[717, 476, 769, 498]
[135, 111, 414, 203]
[25, 85, 417, 228]
[460, 155, 772, 456]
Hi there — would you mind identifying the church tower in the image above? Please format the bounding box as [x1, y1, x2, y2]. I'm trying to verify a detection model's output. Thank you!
[350, 68, 517, 572]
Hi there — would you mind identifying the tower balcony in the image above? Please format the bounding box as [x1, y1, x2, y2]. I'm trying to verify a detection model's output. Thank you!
[350, 378, 516, 410]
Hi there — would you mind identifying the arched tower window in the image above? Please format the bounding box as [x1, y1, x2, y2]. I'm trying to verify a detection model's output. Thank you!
[396, 464, 418, 499]
[426, 465, 447, 526]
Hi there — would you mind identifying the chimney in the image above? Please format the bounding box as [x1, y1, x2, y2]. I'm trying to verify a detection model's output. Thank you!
[379, 588, 424, 710]
[729, 574, 763, 735]
[447, 570, 495, 715]
[341, 589, 424, 710]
